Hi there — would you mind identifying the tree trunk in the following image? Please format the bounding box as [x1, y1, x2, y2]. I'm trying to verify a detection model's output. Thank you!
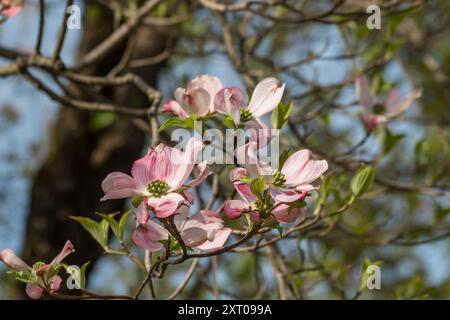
[19, 1, 167, 297]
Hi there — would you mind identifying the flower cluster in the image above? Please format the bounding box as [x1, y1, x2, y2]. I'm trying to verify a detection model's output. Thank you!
[225, 142, 328, 224]
[99, 74, 328, 255]
[162, 75, 284, 146]
[0, 241, 74, 299]
[6, 73, 418, 298]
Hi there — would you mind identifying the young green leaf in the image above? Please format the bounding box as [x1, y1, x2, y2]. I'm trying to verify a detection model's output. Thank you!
[79, 261, 90, 290]
[70, 216, 109, 249]
[271, 101, 293, 129]
[376, 127, 404, 155]
[118, 210, 130, 240]
[96, 212, 120, 240]
[314, 175, 333, 215]
[222, 114, 235, 127]
[350, 166, 375, 202]
[159, 118, 187, 131]
[14, 271, 36, 284]
[250, 178, 265, 199]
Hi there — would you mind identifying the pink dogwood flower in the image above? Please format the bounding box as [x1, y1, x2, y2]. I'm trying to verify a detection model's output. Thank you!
[215, 77, 285, 146]
[0, 241, 74, 299]
[224, 167, 260, 220]
[161, 100, 189, 119]
[269, 148, 328, 203]
[133, 206, 232, 253]
[224, 166, 305, 224]
[355, 75, 422, 131]
[225, 142, 327, 223]
[166, 74, 223, 117]
[101, 137, 211, 219]
[1, 0, 22, 17]
[249, 141, 328, 202]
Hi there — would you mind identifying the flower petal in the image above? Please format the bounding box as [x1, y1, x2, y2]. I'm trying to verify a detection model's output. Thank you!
[235, 141, 272, 178]
[161, 100, 189, 119]
[26, 284, 44, 300]
[214, 86, 244, 124]
[295, 184, 318, 193]
[170, 137, 203, 189]
[187, 161, 212, 188]
[132, 220, 169, 252]
[188, 74, 223, 113]
[183, 191, 195, 205]
[147, 193, 185, 218]
[180, 227, 208, 247]
[282, 150, 328, 187]
[2, 4, 22, 18]
[0, 249, 32, 272]
[48, 276, 63, 293]
[270, 187, 302, 203]
[185, 210, 223, 240]
[175, 87, 211, 117]
[135, 202, 150, 225]
[355, 76, 376, 108]
[247, 77, 285, 117]
[246, 119, 272, 148]
[49, 240, 74, 268]
[271, 204, 304, 224]
[224, 200, 251, 220]
[234, 182, 256, 203]
[229, 167, 248, 182]
[383, 89, 400, 110]
[382, 89, 422, 122]
[281, 149, 311, 183]
[194, 228, 232, 252]
[132, 144, 182, 187]
[101, 172, 143, 201]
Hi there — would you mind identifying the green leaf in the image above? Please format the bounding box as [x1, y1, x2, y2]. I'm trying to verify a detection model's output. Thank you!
[314, 175, 333, 215]
[376, 127, 404, 155]
[99, 219, 109, 246]
[159, 117, 187, 131]
[79, 261, 90, 290]
[239, 176, 254, 184]
[250, 178, 265, 199]
[96, 212, 120, 240]
[271, 101, 293, 129]
[223, 114, 235, 127]
[350, 166, 375, 202]
[118, 210, 130, 240]
[70, 216, 109, 249]
[159, 116, 195, 131]
[14, 271, 36, 284]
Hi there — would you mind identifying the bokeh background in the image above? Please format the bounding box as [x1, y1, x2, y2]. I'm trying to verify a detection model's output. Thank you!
[0, 0, 449, 299]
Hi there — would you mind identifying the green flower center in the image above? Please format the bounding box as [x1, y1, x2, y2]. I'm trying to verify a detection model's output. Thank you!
[147, 180, 170, 198]
[240, 108, 253, 122]
[272, 170, 286, 186]
[32, 261, 46, 270]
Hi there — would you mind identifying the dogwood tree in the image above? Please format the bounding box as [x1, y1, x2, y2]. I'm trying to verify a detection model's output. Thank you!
[0, 0, 449, 300]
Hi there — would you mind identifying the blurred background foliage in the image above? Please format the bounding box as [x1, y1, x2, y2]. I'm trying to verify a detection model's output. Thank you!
[0, 0, 449, 299]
